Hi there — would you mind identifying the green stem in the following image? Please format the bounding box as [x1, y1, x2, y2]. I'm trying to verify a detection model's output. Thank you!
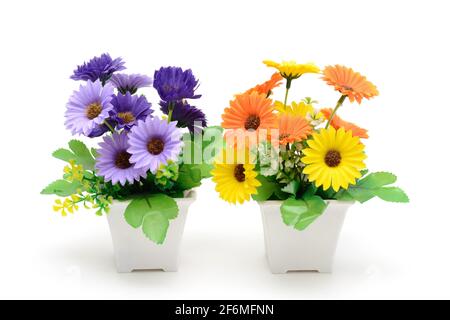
[283, 78, 292, 110]
[325, 95, 347, 129]
[167, 102, 175, 123]
[104, 120, 115, 133]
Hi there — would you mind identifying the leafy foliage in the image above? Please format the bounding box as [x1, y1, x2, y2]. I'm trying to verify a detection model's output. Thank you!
[335, 172, 409, 203]
[251, 175, 289, 201]
[281, 194, 328, 231]
[52, 139, 96, 170]
[124, 194, 179, 244]
[41, 180, 83, 197]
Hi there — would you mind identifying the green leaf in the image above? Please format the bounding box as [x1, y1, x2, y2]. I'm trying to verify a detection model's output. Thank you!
[252, 175, 287, 201]
[375, 187, 409, 203]
[359, 172, 397, 188]
[52, 140, 95, 170]
[68, 140, 95, 170]
[280, 195, 328, 231]
[52, 148, 75, 162]
[41, 180, 83, 196]
[123, 194, 179, 244]
[124, 198, 150, 228]
[142, 212, 169, 245]
[176, 164, 202, 190]
[281, 181, 300, 196]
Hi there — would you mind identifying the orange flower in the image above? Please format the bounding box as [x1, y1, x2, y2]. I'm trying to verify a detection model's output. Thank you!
[245, 73, 283, 96]
[321, 108, 369, 139]
[322, 65, 379, 104]
[278, 114, 312, 145]
[222, 92, 277, 132]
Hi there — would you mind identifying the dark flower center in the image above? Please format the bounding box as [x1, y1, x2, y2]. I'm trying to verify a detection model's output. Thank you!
[244, 115, 260, 131]
[341, 84, 353, 91]
[86, 102, 102, 120]
[147, 138, 165, 155]
[115, 151, 132, 169]
[117, 112, 135, 124]
[234, 164, 246, 182]
[324, 150, 341, 167]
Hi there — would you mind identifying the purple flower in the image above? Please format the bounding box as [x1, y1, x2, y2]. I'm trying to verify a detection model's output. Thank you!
[96, 132, 147, 186]
[65, 80, 114, 136]
[127, 117, 183, 173]
[71, 53, 126, 83]
[110, 73, 152, 94]
[111, 93, 153, 130]
[153, 66, 201, 102]
[160, 101, 207, 133]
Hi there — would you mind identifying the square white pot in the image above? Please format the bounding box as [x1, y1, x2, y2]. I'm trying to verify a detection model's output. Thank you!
[259, 200, 352, 274]
[107, 191, 196, 273]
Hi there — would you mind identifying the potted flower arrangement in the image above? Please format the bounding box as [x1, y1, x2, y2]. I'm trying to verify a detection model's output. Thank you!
[211, 60, 409, 273]
[41, 53, 220, 272]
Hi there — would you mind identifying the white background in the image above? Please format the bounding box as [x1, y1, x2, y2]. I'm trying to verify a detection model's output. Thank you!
[0, 0, 449, 299]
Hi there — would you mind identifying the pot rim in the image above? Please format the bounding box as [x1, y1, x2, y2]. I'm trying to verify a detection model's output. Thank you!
[111, 189, 197, 205]
[257, 199, 355, 206]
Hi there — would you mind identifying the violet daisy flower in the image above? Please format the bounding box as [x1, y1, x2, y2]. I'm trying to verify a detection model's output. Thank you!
[111, 93, 153, 130]
[160, 101, 207, 133]
[153, 66, 201, 102]
[110, 73, 152, 94]
[71, 53, 126, 83]
[96, 132, 147, 186]
[65, 80, 114, 136]
[127, 117, 183, 174]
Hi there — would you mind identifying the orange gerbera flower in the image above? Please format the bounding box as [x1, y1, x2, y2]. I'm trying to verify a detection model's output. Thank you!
[245, 72, 283, 96]
[321, 108, 369, 139]
[222, 92, 277, 132]
[278, 114, 312, 145]
[322, 65, 379, 104]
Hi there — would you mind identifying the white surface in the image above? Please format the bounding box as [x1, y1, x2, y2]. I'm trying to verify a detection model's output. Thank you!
[107, 192, 195, 273]
[260, 201, 350, 273]
[0, 0, 450, 299]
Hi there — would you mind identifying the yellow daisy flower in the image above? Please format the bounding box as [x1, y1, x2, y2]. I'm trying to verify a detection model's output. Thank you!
[211, 150, 261, 204]
[53, 195, 80, 216]
[274, 101, 325, 125]
[263, 60, 320, 80]
[302, 127, 366, 192]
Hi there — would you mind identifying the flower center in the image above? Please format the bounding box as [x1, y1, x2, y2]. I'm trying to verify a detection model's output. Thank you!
[115, 151, 132, 169]
[324, 150, 341, 167]
[341, 84, 353, 91]
[147, 138, 165, 155]
[244, 115, 260, 131]
[234, 164, 246, 182]
[117, 112, 135, 124]
[86, 102, 102, 120]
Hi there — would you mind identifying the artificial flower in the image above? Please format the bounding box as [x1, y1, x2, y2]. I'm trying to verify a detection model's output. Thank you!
[53, 195, 80, 216]
[245, 72, 284, 96]
[263, 60, 320, 80]
[154, 160, 179, 190]
[96, 132, 148, 186]
[160, 100, 207, 133]
[302, 127, 367, 192]
[127, 117, 183, 173]
[221, 92, 277, 132]
[321, 108, 369, 139]
[71, 53, 126, 83]
[211, 149, 261, 204]
[322, 65, 379, 104]
[111, 92, 153, 130]
[109, 73, 153, 94]
[278, 114, 312, 145]
[153, 66, 201, 102]
[275, 100, 325, 126]
[65, 80, 114, 136]
[63, 160, 84, 182]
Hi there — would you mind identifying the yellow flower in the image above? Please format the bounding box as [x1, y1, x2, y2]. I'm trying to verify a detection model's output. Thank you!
[53, 195, 80, 216]
[275, 101, 325, 126]
[63, 160, 84, 182]
[211, 150, 261, 204]
[302, 127, 366, 192]
[263, 60, 320, 80]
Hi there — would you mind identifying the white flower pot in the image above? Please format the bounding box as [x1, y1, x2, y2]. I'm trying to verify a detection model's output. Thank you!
[259, 200, 352, 274]
[107, 191, 196, 273]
